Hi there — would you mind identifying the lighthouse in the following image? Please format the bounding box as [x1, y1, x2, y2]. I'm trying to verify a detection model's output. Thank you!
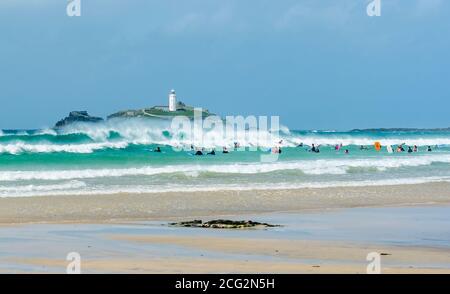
[168, 89, 177, 112]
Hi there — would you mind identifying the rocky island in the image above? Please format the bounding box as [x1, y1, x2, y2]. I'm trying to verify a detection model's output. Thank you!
[107, 101, 214, 120]
[54, 111, 103, 128]
[54, 90, 215, 127]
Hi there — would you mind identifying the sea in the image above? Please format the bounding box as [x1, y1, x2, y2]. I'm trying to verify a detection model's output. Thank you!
[1, 118, 449, 197]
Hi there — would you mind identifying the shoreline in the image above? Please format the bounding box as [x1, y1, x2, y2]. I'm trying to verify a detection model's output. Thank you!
[1, 182, 449, 225]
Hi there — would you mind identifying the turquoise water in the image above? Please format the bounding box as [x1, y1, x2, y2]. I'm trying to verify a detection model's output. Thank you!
[1, 120, 450, 197]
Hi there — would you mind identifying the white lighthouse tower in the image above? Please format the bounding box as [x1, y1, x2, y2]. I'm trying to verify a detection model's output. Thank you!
[168, 89, 177, 112]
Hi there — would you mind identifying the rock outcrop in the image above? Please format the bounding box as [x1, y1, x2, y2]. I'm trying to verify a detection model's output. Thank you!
[54, 111, 103, 128]
[169, 219, 280, 229]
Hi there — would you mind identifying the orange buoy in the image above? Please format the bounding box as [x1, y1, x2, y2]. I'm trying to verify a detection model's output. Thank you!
[374, 141, 382, 151]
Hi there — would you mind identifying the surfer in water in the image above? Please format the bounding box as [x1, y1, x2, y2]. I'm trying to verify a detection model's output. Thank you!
[272, 146, 282, 154]
[154, 147, 162, 153]
[194, 148, 204, 156]
[408, 146, 413, 153]
[234, 142, 240, 151]
[345, 149, 349, 154]
[207, 149, 216, 155]
[222, 147, 229, 154]
[427, 146, 432, 152]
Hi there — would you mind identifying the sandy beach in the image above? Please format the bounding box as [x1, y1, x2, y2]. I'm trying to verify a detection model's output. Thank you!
[1, 182, 450, 224]
[12, 238, 450, 274]
[1, 183, 450, 273]
[0, 204, 449, 274]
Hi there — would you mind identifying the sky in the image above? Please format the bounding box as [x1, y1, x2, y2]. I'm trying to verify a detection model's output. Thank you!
[0, 0, 449, 130]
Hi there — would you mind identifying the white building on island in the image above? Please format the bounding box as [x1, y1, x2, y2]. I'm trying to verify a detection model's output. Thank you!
[168, 89, 177, 112]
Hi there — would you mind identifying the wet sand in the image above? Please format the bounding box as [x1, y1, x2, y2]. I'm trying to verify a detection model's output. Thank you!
[14, 242, 450, 274]
[1, 183, 450, 273]
[1, 205, 449, 274]
[1, 182, 450, 224]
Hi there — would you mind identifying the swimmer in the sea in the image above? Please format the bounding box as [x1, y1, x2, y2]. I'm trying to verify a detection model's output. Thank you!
[413, 145, 418, 152]
[222, 147, 229, 154]
[427, 146, 432, 152]
[207, 149, 216, 155]
[154, 147, 162, 153]
[408, 146, 413, 153]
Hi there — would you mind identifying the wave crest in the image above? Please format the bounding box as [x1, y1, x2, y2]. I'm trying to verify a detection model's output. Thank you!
[1, 119, 450, 154]
[1, 154, 449, 181]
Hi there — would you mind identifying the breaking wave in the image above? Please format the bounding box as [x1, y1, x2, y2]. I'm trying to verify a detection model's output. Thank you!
[1, 154, 449, 181]
[1, 119, 450, 154]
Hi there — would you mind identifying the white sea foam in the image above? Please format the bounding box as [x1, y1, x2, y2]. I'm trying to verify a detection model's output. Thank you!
[1, 119, 450, 155]
[1, 154, 449, 182]
[34, 128, 58, 136]
[58, 118, 286, 148]
[1, 176, 449, 198]
[58, 119, 450, 147]
[0, 141, 129, 155]
[0, 180, 86, 194]
[286, 136, 450, 148]
[67, 121, 450, 147]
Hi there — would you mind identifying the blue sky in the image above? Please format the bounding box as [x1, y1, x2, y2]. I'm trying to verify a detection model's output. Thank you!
[0, 0, 449, 130]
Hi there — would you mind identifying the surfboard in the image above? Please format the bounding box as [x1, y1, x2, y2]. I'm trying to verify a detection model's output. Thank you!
[387, 145, 393, 154]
